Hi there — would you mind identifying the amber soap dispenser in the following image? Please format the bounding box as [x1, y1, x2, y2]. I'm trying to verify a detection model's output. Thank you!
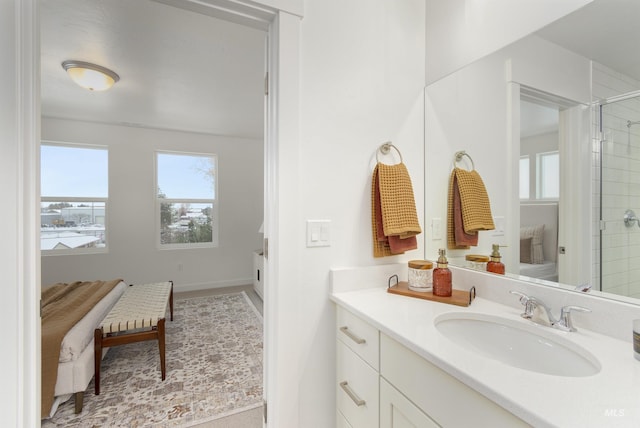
[486, 244, 505, 275]
[433, 248, 452, 297]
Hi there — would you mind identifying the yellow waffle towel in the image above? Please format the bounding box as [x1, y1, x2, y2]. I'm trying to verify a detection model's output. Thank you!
[447, 167, 495, 249]
[372, 162, 422, 257]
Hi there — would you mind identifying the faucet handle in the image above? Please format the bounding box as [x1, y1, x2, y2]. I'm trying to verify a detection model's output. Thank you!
[509, 290, 535, 319]
[556, 305, 591, 332]
[509, 290, 530, 303]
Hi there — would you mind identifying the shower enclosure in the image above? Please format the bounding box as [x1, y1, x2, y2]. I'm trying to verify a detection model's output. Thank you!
[598, 90, 640, 299]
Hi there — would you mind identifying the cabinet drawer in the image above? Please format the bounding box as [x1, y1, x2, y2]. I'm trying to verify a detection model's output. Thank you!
[336, 306, 379, 369]
[336, 340, 379, 428]
[380, 378, 439, 428]
[380, 333, 530, 427]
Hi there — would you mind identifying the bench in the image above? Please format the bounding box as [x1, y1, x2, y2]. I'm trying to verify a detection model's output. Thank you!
[93, 281, 174, 395]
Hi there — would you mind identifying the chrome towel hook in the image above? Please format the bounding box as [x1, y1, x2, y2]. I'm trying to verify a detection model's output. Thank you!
[624, 209, 640, 228]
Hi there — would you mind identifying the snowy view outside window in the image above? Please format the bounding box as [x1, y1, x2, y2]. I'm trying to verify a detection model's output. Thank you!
[157, 151, 217, 247]
[40, 143, 108, 253]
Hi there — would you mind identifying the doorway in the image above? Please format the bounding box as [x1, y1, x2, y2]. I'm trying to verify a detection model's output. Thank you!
[512, 85, 591, 288]
[13, 1, 302, 426]
[40, 0, 267, 424]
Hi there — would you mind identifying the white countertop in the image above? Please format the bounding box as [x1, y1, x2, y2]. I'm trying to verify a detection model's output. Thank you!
[331, 286, 640, 428]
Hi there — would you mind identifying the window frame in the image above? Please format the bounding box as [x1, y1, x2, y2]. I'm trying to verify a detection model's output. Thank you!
[40, 141, 109, 256]
[519, 155, 530, 200]
[155, 150, 219, 250]
[536, 150, 560, 200]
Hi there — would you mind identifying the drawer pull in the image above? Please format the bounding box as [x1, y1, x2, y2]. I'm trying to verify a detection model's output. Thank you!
[339, 381, 366, 406]
[339, 326, 366, 344]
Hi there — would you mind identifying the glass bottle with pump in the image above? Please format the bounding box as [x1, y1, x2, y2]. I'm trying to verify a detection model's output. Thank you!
[433, 248, 452, 297]
[486, 244, 505, 275]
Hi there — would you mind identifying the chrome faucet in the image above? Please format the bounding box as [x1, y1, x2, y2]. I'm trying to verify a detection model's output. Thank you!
[509, 291, 591, 332]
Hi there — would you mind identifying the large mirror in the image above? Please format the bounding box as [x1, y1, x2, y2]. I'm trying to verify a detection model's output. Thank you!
[425, 0, 640, 304]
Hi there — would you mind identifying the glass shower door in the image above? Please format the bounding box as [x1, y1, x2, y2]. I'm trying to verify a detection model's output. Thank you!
[599, 93, 640, 299]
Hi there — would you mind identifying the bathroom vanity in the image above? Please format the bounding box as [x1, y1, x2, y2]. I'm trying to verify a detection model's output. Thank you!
[331, 264, 640, 427]
[336, 305, 527, 427]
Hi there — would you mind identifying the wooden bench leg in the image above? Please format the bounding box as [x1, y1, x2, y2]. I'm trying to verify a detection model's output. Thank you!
[74, 391, 84, 414]
[94, 327, 103, 395]
[158, 318, 166, 380]
[169, 281, 174, 321]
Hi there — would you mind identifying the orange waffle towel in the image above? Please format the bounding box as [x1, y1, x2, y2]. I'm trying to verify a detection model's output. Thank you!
[372, 162, 422, 257]
[447, 167, 495, 249]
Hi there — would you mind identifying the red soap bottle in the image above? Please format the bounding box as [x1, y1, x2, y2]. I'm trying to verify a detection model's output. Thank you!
[432, 248, 452, 297]
[486, 244, 505, 275]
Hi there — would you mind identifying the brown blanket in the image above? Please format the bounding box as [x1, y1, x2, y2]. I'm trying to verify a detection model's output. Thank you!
[41, 279, 122, 416]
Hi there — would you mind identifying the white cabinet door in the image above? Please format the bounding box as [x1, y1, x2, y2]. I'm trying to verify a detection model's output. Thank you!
[336, 339, 379, 428]
[380, 333, 529, 427]
[337, 410, 354, 428]
[380, 378, 439, 428]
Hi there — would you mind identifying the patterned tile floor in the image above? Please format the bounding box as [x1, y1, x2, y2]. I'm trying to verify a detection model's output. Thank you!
[42, 290, 263, 427]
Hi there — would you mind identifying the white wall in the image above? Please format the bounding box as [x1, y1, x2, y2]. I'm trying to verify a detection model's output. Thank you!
[41, 118, 263, 291]
[1, 1, 23, 424]
[521, 132, 558, 155]
[297, 0, 425, 426]
[425, 0, 592, 84]
[425, 35, 591, 272]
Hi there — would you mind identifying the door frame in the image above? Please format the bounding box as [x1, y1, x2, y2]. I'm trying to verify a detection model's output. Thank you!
[15, 1, 302, 426]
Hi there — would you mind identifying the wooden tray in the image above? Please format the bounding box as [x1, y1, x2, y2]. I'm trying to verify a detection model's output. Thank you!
[387, 280, 475, 307]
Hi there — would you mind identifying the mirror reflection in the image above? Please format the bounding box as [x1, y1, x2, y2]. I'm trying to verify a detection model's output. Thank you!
[519, 99, 559, 283]
[425, 0, 640, 304]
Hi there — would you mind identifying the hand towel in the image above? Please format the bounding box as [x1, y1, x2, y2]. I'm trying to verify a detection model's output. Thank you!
[447, 167, 494, 249]
[372, 162, 421, 257]
[453, 175, 478, 247]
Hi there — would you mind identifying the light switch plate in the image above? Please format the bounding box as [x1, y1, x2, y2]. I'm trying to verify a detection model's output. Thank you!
[431, 218, 442, 240]
[307, 220, 331, 247]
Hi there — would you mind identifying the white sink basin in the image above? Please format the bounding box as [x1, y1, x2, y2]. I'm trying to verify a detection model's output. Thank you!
[435, 312, 601, 377]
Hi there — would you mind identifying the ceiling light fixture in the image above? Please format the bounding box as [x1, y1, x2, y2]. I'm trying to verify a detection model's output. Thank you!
[61, 60, 120, 91]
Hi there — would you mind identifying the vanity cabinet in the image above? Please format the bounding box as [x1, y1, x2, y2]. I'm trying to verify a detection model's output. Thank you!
[336, 308, 379, 427]
[336, 306, 530, 428]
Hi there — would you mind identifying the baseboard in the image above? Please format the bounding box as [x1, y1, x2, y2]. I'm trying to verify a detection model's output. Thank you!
[173, 278, 253, 293]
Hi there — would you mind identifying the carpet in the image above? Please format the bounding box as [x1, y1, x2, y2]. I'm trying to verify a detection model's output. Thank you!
[42, 292, 263, 427]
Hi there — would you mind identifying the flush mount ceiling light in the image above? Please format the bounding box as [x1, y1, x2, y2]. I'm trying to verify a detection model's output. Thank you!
[61, 60, 120, 91]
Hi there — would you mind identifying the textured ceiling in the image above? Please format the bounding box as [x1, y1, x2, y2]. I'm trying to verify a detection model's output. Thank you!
[40, 0, 266, 139]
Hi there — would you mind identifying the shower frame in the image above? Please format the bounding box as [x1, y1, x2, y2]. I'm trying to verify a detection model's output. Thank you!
[597, 89, 640, 295]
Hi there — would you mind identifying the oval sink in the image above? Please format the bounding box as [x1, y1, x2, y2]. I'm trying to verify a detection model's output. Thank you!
[434, 312, 601, 377]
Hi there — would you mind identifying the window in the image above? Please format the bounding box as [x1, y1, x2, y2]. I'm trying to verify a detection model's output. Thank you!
[40, 143, 108, 254]
[156, 151, 217, 248]
[537, 151, 559, 199]
[519, 155, 530, 199]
